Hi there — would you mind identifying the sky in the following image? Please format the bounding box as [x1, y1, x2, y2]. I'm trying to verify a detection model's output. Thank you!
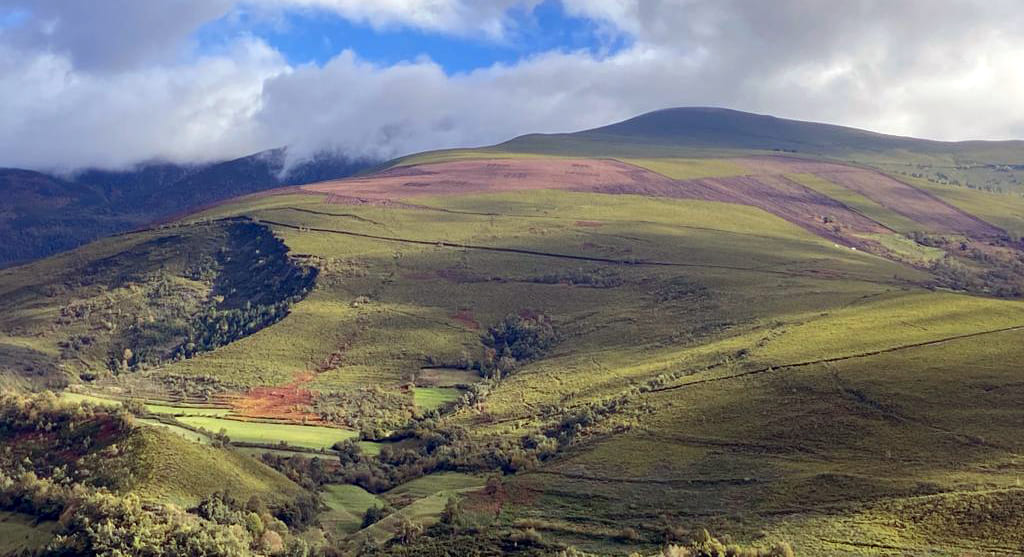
[1, 0, 1023, 171]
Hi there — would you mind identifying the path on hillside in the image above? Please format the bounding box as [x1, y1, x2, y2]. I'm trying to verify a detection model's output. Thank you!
[647, 322, 1024, 394]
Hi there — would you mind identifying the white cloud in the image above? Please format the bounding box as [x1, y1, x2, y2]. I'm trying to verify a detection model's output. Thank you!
[1, 0, 1023, 170]
[0, 38, 286, 170]
[246, 0, 541, 39]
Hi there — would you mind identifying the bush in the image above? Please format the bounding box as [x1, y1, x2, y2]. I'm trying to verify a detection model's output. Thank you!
[362, 504, 391, 528]
[478, 312, 556, 377]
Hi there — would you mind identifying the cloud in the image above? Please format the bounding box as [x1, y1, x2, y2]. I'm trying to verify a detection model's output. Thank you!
[248, 0, 541, 39]
[0, 0, 235, 71]
[0, 37, 286, 170]
[1, 0, 1023, 170]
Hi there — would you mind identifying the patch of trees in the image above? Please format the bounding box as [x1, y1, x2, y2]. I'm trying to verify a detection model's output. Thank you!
[639, 530, 795, 557]
[157, 373, 230, 400]
[0, 392, 137, 491]
[526, 267, 623, 288]
[169, 222, 318, 360]
[311, 386, 413, 431]
[264, 393, 631, 497]
[261, 420, 560, 495]
[908, 233, 1024, 297]
[0, 473, 315, 556]
[107, 221, 318, 370]
[477, 313, 557, 379]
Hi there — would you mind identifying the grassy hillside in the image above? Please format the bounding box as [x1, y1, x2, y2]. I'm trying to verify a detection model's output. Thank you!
[401, 108, 1024, 197]
[5, 109, 1024, 554]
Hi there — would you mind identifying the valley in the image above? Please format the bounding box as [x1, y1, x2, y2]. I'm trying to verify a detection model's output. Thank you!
[3, 109, 1024, 555]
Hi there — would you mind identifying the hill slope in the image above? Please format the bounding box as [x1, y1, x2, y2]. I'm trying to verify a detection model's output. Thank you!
[0, 149, 374, 268]
[4, 108, 1024, 555]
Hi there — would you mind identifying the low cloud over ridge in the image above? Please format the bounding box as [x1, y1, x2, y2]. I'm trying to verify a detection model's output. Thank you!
[1, 0, 1023, 170]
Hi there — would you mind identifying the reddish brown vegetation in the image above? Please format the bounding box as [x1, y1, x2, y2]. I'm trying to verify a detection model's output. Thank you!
[302, 159, 679, 200]
[295, 155, 1013, 281]
[451, 308, 480, 330]
[816, 168, 1003, 237]
[232, 371, 319, 423]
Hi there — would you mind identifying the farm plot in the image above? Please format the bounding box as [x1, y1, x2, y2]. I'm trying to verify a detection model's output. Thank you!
[175, 416, 371, 452]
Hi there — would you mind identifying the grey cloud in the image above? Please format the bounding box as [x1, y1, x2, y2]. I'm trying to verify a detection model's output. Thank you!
[0, 0, 234, 71]
[1, 0, 1024, 170]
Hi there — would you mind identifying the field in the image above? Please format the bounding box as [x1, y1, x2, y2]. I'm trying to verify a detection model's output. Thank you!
[61, 391, 232, 416]
[413, 386, 461, 410]
[175, 416, 368, 452]
[0, 512, 56, 555]
[322, 484, 387, 535]
[353, 473, 487, 545]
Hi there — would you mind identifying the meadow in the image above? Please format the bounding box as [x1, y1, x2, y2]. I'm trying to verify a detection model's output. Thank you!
[174, 416, 378, 453]
[0, 512, 56, 555]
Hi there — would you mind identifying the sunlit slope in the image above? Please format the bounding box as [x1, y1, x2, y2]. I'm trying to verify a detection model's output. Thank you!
[393, 107, 1024, 199]
[4, 136, 1024, 554]
[501, 318, 1024, 555]
[163, 188, 928, 393]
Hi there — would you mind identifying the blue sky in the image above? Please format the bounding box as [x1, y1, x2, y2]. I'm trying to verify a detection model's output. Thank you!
[197, 0, 630, 73]
[2, 0, 1023, 170]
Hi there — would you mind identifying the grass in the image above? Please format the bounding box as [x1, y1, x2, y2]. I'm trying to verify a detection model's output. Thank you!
[353, 473, 486, 545]
[864, 233, 946, 265]
[384, 472, 485, 501]
[413, 386, 461, 410]
[321, 484, 386, 535]
[123, 427, 307, 508]
[617, 157, 751, 180]
[0, 512, 57, 555]
[174, 416, 379, 453]
[497, 293, 1024, 554]
[786, 172, 925, 233]
[137, 418, 213, 444]
[319, 474, 483, 540]
[60, 392, 232, 417]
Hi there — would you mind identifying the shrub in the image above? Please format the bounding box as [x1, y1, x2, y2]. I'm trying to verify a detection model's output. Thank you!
[362, 504, 391, 528]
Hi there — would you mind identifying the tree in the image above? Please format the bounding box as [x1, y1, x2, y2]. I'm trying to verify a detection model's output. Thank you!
[362, 504, 390, 528]
[393, 516, 423, 545]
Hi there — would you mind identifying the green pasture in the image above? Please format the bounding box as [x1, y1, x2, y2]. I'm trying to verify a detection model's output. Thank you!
[174, 416, 380, 454]
[0, 512, 56, 555]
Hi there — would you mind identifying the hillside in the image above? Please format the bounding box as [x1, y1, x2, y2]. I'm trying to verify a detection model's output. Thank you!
[0, 149, 373, 268]
[3, 109, 1024, 555]
[402, 108, 1024, 196]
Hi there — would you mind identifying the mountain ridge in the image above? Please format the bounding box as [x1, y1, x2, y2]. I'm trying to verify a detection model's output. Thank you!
[496, 106, 1024, 161]
[0, 148, 376, 267]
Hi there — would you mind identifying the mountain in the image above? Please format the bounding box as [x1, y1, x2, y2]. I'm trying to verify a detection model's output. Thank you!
[502, 106, 1024, 160]
[4, 108, 1024, 555]
[0, 149, 375, 267]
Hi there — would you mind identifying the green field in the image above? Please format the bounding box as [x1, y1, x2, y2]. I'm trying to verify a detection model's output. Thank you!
[0, 512, 56, 555]
[175, 416, 367, 451]
[322, 484, 386, 535]
[354, 473, 486, 545]
[413, 386, 461, 410]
